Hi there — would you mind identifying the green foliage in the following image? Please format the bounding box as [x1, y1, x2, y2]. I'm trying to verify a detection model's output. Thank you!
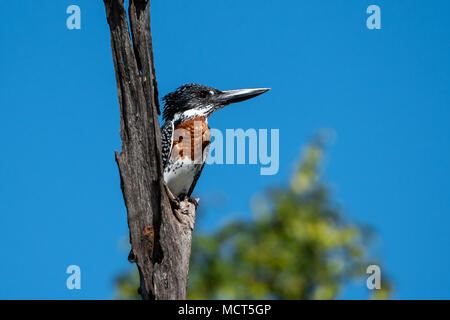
[115, 268, 140, 300]
[115, 139, 391, 300]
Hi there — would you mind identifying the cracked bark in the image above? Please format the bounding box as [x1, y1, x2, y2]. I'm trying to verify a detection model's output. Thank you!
[103, 0, 196, 300]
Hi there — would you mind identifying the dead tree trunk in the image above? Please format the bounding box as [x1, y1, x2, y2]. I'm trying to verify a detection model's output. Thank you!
[103, 0, 196, 300]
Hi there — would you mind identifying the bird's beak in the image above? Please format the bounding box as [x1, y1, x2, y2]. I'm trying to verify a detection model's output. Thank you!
[214, 88, 271, 105]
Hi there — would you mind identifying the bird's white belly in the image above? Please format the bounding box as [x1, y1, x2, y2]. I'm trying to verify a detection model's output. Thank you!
[164, 158, 199, 197]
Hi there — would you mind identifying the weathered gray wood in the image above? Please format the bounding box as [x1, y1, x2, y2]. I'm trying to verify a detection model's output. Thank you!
[103, 0, 196, 300]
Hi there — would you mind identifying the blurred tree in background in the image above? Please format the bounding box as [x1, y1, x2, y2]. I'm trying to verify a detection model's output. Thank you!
[115, 138, 391, 299]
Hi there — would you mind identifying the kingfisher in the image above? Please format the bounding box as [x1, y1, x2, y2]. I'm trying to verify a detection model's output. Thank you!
[161, 84, 270, 202]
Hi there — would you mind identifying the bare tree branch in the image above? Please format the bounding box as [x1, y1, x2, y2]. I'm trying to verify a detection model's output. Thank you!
[103, 0, 196, 300]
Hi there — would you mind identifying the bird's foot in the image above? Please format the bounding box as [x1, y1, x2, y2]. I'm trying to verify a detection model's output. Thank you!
[185, 196, 199, 210]
[175, 194, 199, 209]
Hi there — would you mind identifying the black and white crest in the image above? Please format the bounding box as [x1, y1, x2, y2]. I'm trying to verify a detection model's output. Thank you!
[162, 84, 221, 121]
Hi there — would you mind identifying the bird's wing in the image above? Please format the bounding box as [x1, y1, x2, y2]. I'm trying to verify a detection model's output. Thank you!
[187, 162, 206, 197]
[161, 120, 174, 168]
[187, 126, 211, 197]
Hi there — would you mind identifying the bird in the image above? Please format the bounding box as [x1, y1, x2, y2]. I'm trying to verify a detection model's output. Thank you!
[161, 84, 270, 202]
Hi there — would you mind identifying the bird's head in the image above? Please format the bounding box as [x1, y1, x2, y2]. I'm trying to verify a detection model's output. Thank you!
[162, 84, 270, 122]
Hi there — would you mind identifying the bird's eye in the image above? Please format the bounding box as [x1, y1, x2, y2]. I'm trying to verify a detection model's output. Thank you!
[198, 91, 209, 98]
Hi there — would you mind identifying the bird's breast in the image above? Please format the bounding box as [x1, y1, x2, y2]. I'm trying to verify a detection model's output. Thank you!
[172, 116, 211, 163]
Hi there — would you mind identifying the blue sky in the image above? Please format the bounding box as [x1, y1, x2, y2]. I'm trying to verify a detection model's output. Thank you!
[0, 0, 449, 299]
